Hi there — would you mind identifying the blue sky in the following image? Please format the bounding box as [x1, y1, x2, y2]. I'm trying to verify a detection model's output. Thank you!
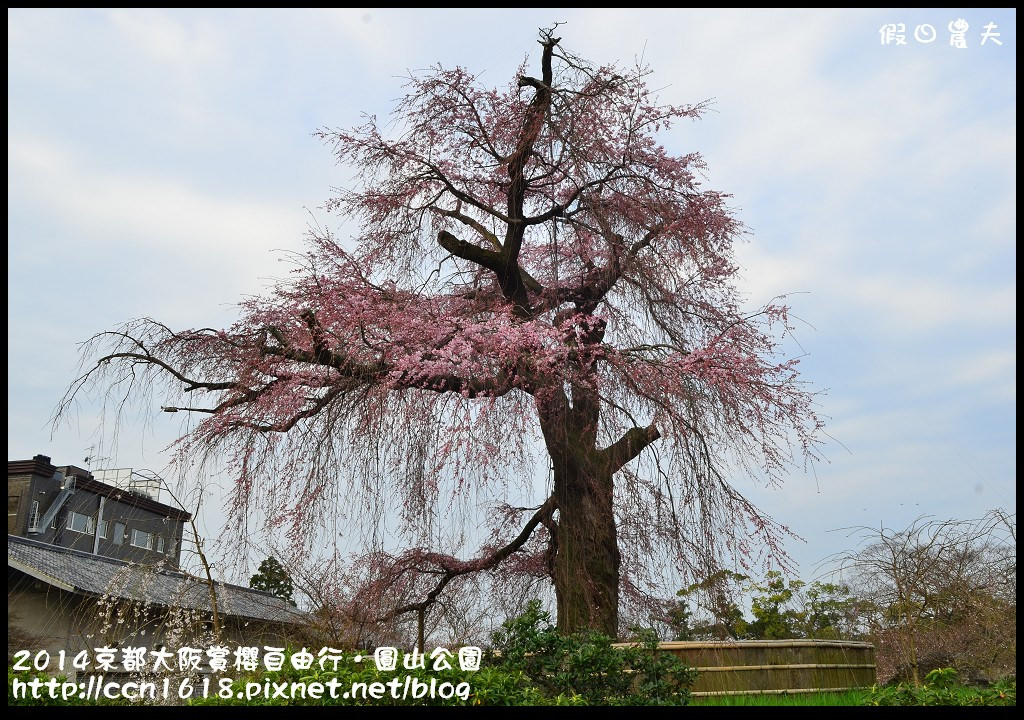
[8, 9, 1016, 588]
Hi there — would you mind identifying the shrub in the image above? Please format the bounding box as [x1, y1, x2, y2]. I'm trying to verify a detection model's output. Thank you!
[862, 668, 1016, 706]
[489, 600, 697, 705]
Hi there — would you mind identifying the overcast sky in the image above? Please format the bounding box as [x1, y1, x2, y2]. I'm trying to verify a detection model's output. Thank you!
[8, 9, 1016, 590]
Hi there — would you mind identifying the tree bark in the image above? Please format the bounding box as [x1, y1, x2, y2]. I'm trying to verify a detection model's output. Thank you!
[537, 382, 621, 637]
[552, 455, 620, 636]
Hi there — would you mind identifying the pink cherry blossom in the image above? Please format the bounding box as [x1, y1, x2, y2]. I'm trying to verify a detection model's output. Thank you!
[59, 28, 824, 636]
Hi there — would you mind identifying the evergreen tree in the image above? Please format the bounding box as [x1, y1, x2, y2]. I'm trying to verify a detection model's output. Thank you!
[250, 556, 296, 606]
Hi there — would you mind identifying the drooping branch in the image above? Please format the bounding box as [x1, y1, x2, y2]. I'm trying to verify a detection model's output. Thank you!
[260, 336, 387, 382]
[432, 208, 503, 252]
[379, 495, 557, 622]
[96, 351, 237, 392]
[228, 384, 346, 433]
[77, 327, 238, 395]
[414, 155, 518, 225]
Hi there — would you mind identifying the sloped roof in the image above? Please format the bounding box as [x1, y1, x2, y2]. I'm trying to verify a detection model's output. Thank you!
[8, 534, 306, 625]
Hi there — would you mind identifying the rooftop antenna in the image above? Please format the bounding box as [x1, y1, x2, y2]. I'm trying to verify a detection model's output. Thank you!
[83, 445, 111, 470]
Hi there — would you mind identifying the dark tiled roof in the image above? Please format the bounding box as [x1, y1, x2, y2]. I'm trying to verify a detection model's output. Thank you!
[8, 534, 306, 625]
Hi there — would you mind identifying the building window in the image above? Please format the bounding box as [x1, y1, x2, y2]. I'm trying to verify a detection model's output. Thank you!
[67, 511, 96, 535]
[113, 522, 126, 545]
[28, 502, 40, 532]
[98, 520, 109, 539]
[130, 529, 153, 550]
[156, 536, 165, 554]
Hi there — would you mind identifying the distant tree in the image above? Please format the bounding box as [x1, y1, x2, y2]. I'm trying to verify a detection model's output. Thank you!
[746, 571, 804, 639]
[744, 571, 861, 640]
[798, 579, 862, 640]
[250, 556, 296, 606]
[670, 570, 862, 642]
[58, 27, 824, 637]
[659, 597, 695, 641]
[828, 510, 1016, 685]
[676, 570, 750, 640]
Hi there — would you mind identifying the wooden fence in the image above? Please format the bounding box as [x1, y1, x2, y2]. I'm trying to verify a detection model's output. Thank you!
[619, 639, 876, 697]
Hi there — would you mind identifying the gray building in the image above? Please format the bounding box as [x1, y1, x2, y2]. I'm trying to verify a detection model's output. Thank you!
[8, 455, 307, 676]
[8, 454, 189, 568]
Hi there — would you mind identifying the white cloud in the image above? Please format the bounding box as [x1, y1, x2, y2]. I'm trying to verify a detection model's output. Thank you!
[9, 135, 303, 300]
[107, 9, 224, 72]
[830, 275, 1015, 334]
[945, 349, 1017, 403]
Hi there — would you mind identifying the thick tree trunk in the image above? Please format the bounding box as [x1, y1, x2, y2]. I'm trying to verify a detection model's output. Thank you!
[552, 458, 620, 636]
[537, 379, 621, 637]
[535, 337, 658, 637]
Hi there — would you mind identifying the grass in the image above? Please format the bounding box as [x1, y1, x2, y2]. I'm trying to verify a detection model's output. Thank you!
[692, 689, 869, 706]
